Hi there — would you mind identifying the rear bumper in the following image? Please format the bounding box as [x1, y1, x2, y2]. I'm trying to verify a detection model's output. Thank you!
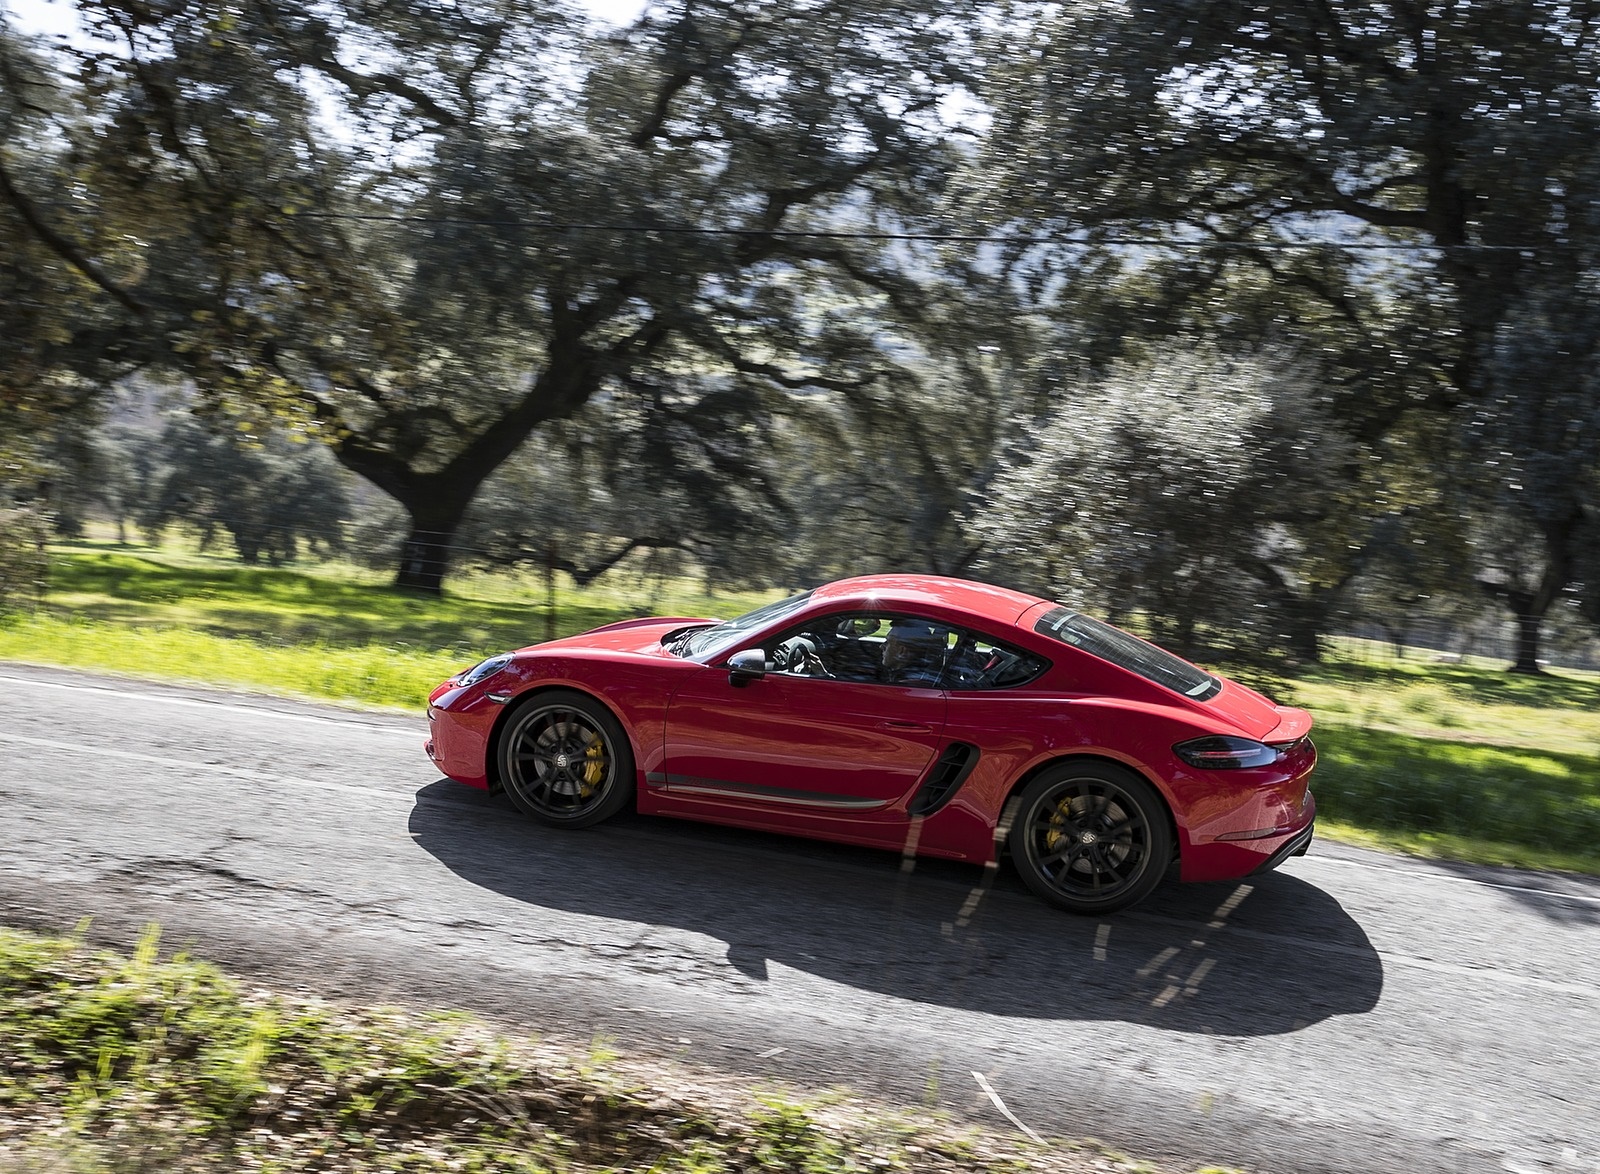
[1249, 816, 1315, 876]
[1180, 787, 1317, 883]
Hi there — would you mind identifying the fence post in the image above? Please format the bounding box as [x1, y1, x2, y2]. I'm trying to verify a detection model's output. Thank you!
[545, 540, 557, 643]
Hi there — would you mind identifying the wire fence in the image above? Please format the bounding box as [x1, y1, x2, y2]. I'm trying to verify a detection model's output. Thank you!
[1340, 618, 1600, 673]
[386, 531, 1600, 671]
[26, 520, 1600, 672]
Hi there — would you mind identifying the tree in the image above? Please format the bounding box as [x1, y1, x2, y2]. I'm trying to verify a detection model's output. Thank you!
[0, 505, 49, 614]
[142, 417, 350, 565]
[458, 377, 790, 589]
[973, 0, 1600, 665]
[973, 345, 1368, 662]
[0, 21, 128, 481]
[45, 0, 980, 591]
[1462, 284, 1600, 671]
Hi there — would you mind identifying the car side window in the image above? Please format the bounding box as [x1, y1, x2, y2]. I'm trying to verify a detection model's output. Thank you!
[942, 630, 1049, 690]
[763, 613, 959, 688]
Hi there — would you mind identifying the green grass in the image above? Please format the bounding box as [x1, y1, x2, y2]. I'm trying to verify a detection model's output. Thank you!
[0, 923, 1190, 1174]
[2, 542, 1599, 874]
[0, 543, 776, 709]
[1310, 724, 1600, 873]
[1292, 656, 1600, 757]
[1264, 652, 1600, 873]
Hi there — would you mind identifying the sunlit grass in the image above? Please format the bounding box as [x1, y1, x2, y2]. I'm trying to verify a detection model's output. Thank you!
[0, 544, 778, 707]
[0, 613, 471, 709]
[1292, 652, 1600, 758]
[1310, 724, 1600, 873]
[1281, 649, 1600, 872]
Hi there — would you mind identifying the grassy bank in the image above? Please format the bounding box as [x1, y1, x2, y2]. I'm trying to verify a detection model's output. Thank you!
[0, 924, 1208, 1174]
[1, 543, 1597, 874]
[1285, 658, 1600, 872]
[0, 545, 771, 709]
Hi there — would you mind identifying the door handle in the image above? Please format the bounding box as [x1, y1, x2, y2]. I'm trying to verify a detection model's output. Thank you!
[880, 720, 931, 733]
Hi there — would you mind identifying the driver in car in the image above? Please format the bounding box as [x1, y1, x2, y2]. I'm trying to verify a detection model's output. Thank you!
[880, 619, 948, 687]
[780, 619, 949, 687]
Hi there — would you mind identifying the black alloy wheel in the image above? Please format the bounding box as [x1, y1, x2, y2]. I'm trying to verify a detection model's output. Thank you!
[498, 690, 635, 828]
[1007, 762, 1173, 915]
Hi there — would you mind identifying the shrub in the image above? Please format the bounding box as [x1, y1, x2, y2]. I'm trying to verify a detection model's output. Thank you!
[0, 507, 49, 613]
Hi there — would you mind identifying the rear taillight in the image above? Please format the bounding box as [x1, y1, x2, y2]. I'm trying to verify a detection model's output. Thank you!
[1174, 735, 1280, 770]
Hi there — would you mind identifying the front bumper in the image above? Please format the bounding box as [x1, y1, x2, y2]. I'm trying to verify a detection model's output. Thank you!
[425, 681, 502, 789]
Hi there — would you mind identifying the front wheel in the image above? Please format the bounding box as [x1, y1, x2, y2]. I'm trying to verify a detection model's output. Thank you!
[497, 690, 635, 828]
[1008, 762, 1173, 915]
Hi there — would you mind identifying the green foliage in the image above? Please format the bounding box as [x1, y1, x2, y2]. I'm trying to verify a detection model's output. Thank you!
[748, 1097, 852, 1172]
[0, 926, 1097, 1174]
[974, 346, 1363, 662]
[8, 0, 1599, 665]
[972, 0, 1600, 669]
[0, 27, 124, 457]
[461, 389, 791, 591]
[0, 505, 48, 613]
[140, 416, 350, 566]
[10, 0, 983, 591]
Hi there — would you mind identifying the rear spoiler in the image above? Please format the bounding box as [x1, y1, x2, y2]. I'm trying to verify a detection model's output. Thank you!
[1265, 705, 1314, 745]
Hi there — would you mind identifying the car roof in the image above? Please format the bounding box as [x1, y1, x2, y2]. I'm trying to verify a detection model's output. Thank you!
[810, 574, 1050, 628]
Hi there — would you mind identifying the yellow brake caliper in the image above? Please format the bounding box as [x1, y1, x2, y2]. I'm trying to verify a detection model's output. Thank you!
[581, 737, 607, 795]
[1045, 799, 1072, 853]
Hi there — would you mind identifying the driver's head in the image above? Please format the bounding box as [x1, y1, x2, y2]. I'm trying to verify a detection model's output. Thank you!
[883, 620, 944, 672]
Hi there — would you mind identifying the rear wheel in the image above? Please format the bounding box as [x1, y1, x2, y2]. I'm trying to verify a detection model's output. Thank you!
[497, 690, 635, 828]
[1008, 761, 1172, 915]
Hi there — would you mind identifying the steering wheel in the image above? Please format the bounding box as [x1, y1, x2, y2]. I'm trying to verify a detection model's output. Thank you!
[777, 635, 820, 674]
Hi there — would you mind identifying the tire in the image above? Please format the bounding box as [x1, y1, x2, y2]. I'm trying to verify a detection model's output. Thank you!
[497, 690, 635, 828]
[1007, 761, 1173, 915]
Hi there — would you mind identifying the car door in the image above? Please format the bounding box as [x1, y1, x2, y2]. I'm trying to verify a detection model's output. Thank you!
[656, 615, 950, 814]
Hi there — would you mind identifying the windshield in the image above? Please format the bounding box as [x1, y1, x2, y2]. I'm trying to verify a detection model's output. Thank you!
[680, 591, 815, 659]
[1034, 606, 1221, 700]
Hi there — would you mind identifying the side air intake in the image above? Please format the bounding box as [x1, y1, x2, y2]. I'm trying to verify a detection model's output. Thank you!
[908, 742, 980, 816]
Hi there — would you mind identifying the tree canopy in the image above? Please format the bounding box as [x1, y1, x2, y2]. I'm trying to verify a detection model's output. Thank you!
[3, 0, 1598, 668]
[4, 0, 982, 590]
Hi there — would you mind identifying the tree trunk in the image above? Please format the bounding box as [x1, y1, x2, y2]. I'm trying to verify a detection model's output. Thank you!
[395, 525, 454, 594]
[393, 498, 474, 594]
[1510, 608, 1545, 674]
[1476, 507, 1579, 676]
[1285, 612, 1323, 664]
[1239, 558, 1340, 666]
[325, 339, 606, 594]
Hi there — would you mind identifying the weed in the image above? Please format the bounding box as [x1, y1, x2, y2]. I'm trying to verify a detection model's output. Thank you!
[3, 925, 1170, 1174]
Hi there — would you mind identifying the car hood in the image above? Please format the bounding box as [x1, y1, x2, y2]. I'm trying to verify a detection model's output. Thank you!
[1204, 676, 1314, 743]
[528, 617, 714, 657]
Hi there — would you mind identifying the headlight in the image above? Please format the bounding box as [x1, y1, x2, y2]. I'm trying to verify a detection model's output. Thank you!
[457, 653, 514, 687]
[1174, 735, 1279, 770]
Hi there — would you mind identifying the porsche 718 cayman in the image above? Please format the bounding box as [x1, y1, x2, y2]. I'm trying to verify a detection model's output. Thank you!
[426, 575, 1316, 914]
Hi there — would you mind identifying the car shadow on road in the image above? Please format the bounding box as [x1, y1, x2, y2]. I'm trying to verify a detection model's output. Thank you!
[408, 780, 1382, 1037]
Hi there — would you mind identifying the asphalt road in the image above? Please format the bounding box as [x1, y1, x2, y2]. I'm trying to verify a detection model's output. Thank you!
[0, 662, 1596, 1174]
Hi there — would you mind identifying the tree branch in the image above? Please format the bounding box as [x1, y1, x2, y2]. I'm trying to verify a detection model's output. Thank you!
[0, 158, 147, 314]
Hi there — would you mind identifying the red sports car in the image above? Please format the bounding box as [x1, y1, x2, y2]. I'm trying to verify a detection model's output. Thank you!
[426, 575, 1316, 914]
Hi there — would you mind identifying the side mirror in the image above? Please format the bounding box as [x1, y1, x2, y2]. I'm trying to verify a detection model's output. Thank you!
[727, 648, 767, 687]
